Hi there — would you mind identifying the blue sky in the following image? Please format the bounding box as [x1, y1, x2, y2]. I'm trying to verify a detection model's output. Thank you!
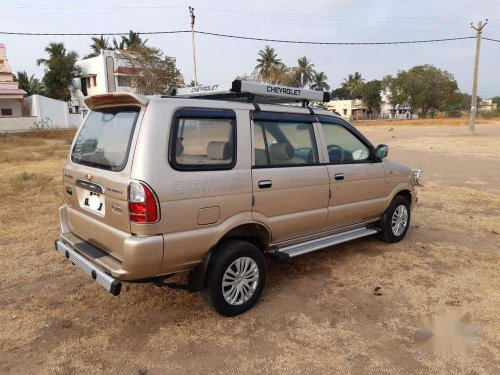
[1, 0, 499, 97]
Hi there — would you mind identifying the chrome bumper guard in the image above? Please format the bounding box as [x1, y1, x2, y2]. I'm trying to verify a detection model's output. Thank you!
[55, 240, 122, 296]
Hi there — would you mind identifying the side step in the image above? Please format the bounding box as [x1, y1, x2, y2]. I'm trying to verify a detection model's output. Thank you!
[272, 227, 378, 260]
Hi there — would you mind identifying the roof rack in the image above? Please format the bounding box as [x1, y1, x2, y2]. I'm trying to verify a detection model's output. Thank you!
[169, 80, 331, 106]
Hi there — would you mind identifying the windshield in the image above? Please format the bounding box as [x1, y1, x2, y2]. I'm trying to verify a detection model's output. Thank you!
[71, 106, 140, 171]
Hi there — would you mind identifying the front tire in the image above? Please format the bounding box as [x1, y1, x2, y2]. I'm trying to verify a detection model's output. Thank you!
[202, 240, 266, 317]
[380, 195, 411, 243]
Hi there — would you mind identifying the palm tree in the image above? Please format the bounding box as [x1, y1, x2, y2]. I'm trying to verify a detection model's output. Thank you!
[255, 45, 283, 83]
[36, 42, 80, 101]
[87, 35, 110, 57]
[310, 71, 330, 91]
[342, 72, 365, 98]
[297, 56, 315, 88]
[112, 37, 126, 50]
[14, 71, 45, 96]
[36, 42, 72, 66]
[122, 30, 148, 50]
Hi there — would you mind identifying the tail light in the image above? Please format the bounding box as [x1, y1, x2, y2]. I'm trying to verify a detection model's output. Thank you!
[128, 181, 159, 223]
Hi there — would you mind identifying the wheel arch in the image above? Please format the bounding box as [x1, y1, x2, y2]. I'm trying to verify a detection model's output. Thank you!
[394, 189, 412, 204]
[188, 222, 271, 291]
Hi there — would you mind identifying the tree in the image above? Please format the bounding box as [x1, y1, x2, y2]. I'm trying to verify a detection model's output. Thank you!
[121, 45, 182, 95]
[417, 66, 458, 117]
[235, 69, 261, 83]
[342, 72, 365, 98]
[381, 74, 406, 112]
[255, 45, 283, 83]
[14, 71, 45, 96]
[112, 37, 126, 50]
[271, 66, 301, 86]
[386, 65, 459, 117]
[360, 80, 382, 114]
[310, 71, 330, 91]
[37, 42, 80, 101]
[86, 35, 110, 58]
[122, 30, 148, 50]
[297, 56, 315, 88]
[330, 87, 351, 100]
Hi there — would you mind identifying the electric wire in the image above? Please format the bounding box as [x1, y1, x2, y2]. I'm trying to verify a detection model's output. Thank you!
[0, 30, 481, 45]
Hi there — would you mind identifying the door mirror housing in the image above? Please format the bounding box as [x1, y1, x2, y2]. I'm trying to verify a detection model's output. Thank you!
[375, 144, 389, 159]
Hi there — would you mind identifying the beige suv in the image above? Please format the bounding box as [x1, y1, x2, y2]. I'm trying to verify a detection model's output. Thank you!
[55, 81, 419, 316]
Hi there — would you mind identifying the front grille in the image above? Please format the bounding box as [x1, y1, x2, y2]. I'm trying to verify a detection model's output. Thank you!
[74, 241, 108, 259]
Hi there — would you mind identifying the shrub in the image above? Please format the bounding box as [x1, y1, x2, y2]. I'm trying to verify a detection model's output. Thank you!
[447, 110, 462, 118]
[479, 109, 500, 119]
[32, 117, 53, 130]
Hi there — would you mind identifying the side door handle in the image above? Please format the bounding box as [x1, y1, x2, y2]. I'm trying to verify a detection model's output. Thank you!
[334, 173, 344, 181]
[258, 180, 272, 189]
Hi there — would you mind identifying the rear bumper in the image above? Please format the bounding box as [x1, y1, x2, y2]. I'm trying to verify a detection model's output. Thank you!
[55, 240, 122, 296]
[59, 204, 164, 280]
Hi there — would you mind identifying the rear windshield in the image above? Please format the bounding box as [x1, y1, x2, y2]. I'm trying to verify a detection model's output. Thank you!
[71, 106, 140, 171]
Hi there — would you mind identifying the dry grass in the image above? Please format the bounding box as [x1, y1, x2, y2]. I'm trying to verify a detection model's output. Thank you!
[391, 132, 500, 160]
[1, 128, 499, 374]
[0, 130, 74, 164]
[352, 117, 500, 127]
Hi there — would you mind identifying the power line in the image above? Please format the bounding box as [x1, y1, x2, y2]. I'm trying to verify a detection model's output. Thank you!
[0, 30, 478, 45]
[0, 30, 190, 36]
[195, 32, 475, 45]
[1, 2, 495, 23]
[483, 37, 500, 42]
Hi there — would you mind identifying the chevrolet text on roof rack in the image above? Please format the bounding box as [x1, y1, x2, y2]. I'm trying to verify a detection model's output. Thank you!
[190, 84, 220, 93]
[267, 86, 301, 96]
[171, 79, 330, 104]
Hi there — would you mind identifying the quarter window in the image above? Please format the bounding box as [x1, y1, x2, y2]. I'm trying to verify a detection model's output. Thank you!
[172, 117, 235, 169]
[254, 122, 318, 166]
[321, 123, 371, 163]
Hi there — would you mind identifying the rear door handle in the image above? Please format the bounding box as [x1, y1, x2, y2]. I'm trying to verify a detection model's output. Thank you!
[334, 173, 344, 181]
[258, 180, 272, 189]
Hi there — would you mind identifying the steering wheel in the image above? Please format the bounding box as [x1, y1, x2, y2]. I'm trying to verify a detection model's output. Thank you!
[327, 144, 344, 163]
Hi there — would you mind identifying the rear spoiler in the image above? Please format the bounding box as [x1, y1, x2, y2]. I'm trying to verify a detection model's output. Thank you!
[84, 92, 149, 110]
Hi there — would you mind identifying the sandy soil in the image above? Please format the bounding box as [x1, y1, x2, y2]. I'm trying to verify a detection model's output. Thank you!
[0, 125, 499, 375]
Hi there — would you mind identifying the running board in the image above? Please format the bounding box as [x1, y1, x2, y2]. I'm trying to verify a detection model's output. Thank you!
[271, 227, 378, 260]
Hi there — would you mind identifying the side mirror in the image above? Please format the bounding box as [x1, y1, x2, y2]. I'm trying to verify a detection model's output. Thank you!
[375, 144, 389, 159]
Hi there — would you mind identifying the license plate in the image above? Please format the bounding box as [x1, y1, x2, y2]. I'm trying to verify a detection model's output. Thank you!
[82, 190, 105, 214]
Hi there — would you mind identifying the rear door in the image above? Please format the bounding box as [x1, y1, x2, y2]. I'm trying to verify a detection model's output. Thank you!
[63, 105, 143, 244]
[317, 116, 386, 228]
[251, 112, 329, 243]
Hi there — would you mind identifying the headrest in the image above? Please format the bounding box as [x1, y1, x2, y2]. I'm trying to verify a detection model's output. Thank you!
[207, 141, 231, 160]
[175, 140, 184, 156]
[269, 143, 294, 161]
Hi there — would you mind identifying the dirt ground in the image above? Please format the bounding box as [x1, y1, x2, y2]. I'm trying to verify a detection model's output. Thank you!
[0, 124, 499, 375]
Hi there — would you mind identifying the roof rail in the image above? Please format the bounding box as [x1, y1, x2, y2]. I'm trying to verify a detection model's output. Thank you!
[170, 80, 331, 105]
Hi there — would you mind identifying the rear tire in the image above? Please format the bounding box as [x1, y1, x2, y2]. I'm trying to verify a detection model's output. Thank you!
[202, 240, 266, 317]
[380, 195, 411, 243]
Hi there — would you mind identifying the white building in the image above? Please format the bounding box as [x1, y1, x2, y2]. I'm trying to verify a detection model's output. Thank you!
[24, 94, 82, 128]
[70, 50, 135, 115]
[479, 99, 498, 112]
[380, 91, 417, 119]
[325, 99, 368, 119]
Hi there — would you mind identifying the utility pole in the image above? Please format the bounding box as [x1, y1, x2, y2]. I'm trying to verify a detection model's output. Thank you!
[469, 19, 488, 132]
[189, 6, 198, 86]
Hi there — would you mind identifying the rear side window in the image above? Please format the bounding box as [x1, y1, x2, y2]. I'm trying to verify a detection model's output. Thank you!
[253, 122, 318, 167]
[170, 110, 236, 170]
[71, 106, 139, 171]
